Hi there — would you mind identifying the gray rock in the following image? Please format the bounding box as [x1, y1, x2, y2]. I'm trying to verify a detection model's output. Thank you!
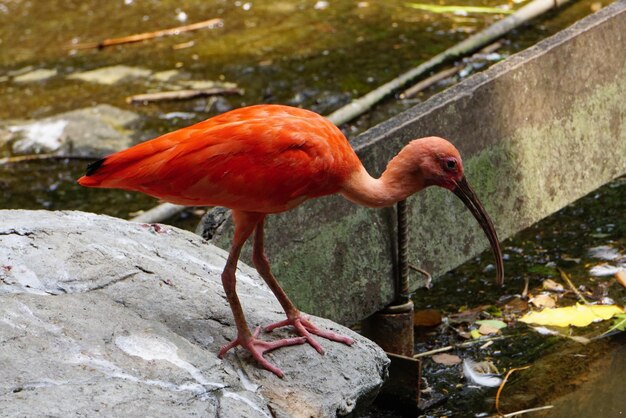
[12, 68, 58, 83]
[68, 65, 152, 85]
[1, 104, 140, 157]
[0, 210, 388, 417]
[7, 66, 35, 77]
[152, 69, 186, 82]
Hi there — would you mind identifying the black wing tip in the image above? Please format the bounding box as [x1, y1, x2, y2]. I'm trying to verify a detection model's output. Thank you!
[85, 158, 106, 176]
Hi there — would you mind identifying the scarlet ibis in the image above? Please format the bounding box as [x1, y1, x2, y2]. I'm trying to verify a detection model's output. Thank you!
[78, 104, 503, 377]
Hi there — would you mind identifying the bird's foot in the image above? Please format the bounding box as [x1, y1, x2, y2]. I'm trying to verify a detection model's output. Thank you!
[265, 314, 354, 355]
[218, 326, 306, 377]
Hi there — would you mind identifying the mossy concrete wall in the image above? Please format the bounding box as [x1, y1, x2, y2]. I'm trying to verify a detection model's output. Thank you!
[209, 2, 626, 324]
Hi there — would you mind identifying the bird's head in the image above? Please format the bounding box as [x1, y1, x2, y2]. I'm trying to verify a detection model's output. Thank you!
[399, 136, 504, 285]
[408, 136, 465, 190]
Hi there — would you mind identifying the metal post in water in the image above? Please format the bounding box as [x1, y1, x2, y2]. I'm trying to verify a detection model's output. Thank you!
[362, 199, 414, 356]
[362, 200, 420, 410]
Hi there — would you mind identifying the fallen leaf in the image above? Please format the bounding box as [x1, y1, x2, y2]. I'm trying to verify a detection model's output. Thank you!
[503, 297, 528, 313]
[448, 304, 491, 324]
[432, 353, 462, 365]
[615, 271, 626, 289]
[475, 319, 507, 329]
[470, 329, 481, 339]
[543, 279, 564, 292]
[478, 324, 501, 335]
[519, 304, 625, 327]
[530, 293, 556, 308]
[413, 309, 443, 327]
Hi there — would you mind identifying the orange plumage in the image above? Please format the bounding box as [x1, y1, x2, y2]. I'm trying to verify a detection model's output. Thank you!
[79, 104, 503, 377]
[79, 105, 360, 213]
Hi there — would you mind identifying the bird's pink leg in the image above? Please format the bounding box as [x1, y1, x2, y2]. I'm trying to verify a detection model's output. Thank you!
[252, 219, 355, 354]
[218, 211, 306, 377]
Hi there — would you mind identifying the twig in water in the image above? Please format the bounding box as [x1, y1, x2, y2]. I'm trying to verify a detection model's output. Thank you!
[413, 334, 513, 358]
[495, 365, 530, 414]
[413, 345, 453, 358]
[73, 18, 223, 50]
[478, 41, 504, 55]
[126, 87, 244, 104]
[400, 66, 462, 99]
[558, 268, 590, 305]
[521, 276, 530, 299]
[326, 0, 575, 126]
[400, 41, 504, 99]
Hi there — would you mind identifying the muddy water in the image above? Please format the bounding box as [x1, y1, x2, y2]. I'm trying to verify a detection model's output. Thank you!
[0, 0, 613, 127]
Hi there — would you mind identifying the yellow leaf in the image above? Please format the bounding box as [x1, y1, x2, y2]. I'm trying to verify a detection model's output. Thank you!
[519, 304, 625, 327]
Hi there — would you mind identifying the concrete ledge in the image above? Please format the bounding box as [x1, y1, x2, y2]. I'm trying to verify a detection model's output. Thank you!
[209, 2, 626, 324]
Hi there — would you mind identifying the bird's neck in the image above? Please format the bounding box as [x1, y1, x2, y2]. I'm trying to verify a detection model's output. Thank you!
[340, 165, 424, 208]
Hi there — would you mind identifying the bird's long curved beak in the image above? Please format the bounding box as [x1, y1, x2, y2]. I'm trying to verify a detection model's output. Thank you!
[452, 176, 504, 285]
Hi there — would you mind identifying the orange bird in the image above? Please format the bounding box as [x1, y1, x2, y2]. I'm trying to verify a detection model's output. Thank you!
[78, 104, 503, 377]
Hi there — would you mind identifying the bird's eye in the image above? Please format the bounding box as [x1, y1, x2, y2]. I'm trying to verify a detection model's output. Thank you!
[444, 158, 457, 171]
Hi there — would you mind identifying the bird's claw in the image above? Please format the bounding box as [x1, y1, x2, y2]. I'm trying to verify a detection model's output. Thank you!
[265, 314, 354, 355]
[218, 326, 306, 377]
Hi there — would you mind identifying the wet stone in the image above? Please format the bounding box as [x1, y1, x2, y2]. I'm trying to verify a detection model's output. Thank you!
[151, 69, 186, 82]
[0, 104, 140, 157]
[0, 210, 388, 418]
[178, 79, 238, 90]
[68, 65, 152, 85]
[13, 68, 58, 83]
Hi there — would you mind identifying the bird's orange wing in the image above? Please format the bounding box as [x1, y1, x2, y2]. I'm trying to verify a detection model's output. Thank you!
[78, 105, 360, 213]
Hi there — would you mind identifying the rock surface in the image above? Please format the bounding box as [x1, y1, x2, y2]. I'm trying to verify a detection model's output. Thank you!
[12, 68, 58, 83]
[0, 210, 388, 417]
[67, 65, 153, 85]
[0, 105, 139, 157]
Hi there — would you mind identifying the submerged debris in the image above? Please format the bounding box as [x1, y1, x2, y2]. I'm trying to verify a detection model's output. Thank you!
[462, 359, 502, 387]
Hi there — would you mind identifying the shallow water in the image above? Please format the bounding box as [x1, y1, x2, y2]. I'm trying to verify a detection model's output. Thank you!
[395, 175, 625, 417]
